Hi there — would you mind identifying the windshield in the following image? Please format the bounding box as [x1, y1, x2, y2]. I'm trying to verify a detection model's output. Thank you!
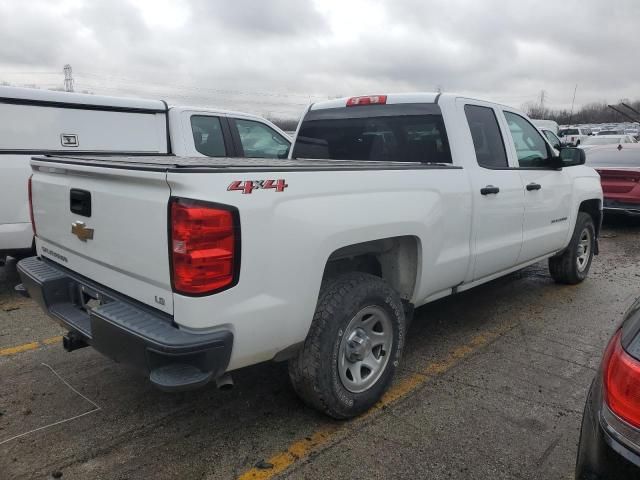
[293, 113, 452, 163]
[582, 136, 623, 145]
[586, 146, 640, 167]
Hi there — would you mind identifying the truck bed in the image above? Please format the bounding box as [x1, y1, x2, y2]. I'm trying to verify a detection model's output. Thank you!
[32, 155, 460, 173]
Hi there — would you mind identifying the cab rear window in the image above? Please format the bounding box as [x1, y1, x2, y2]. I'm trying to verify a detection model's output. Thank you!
[293, 110, 452, 164]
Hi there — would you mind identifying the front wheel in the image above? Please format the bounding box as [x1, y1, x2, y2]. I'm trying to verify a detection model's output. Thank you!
[549, 212, 595, 284]
[288, 272, 406, 419]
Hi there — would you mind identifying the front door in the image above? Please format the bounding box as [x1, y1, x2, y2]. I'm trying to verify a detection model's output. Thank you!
[500, 110, 572, 262]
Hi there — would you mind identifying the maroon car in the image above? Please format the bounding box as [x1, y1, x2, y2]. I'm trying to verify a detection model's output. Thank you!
[585, 144, 640, 216]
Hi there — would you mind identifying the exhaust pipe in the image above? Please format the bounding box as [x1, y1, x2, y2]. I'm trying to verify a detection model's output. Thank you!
[215, 373, 234, 390]
[63, 331, 88, 352]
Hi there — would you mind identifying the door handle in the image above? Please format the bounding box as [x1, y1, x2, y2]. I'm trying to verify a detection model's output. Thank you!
[526, 183, 542, 191]
[480, 185, 500, 195]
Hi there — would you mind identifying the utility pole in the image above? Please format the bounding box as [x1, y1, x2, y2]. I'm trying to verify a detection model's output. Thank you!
[539, 89, 546, 116]
[568, 84, 578, 124]
[63, 64, 74, 92]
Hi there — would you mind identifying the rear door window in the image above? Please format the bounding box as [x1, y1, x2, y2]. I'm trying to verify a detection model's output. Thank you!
[464, 105, 508, 168]
[190, 115, 227, 157]
[294, 114, 452, 163]
[233, 119, 290, 158]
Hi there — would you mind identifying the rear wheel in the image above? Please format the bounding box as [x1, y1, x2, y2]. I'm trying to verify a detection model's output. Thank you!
[288, 272, 406, 419]
[549, 212, 595, 284]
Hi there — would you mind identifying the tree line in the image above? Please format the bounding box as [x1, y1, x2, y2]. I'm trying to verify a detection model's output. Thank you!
[524, 100, 640, 125]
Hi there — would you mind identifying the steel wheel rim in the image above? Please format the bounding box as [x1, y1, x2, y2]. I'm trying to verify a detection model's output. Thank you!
[338, 305, 393, 393]
[576, 228, 592, 272]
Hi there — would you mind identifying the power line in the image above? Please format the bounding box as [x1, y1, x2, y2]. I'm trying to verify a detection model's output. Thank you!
[76, 71, 326, 101]
[75, 81, 313, 109]
[0, 71, 59, 75]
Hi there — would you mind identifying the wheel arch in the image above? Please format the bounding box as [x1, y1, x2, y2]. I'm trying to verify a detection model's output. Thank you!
[578, 198, 602, 252]
[322, 235, 421, 303]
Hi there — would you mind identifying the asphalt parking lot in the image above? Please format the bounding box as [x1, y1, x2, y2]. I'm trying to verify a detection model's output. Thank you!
[1, 217, 639, 480]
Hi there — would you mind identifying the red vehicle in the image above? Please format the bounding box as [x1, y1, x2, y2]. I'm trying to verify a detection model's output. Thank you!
[585, 144, 640, 216]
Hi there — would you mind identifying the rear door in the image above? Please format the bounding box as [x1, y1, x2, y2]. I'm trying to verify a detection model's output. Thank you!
[499, 110, 572, 261]
[31, 160, 174, 314]
[460, 100, 525, 280]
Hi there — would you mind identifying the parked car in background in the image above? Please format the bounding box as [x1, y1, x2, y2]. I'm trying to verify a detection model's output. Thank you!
[0, 86, 291, 264]
[17, 92, 601, 419]
[585, 144, 640, 216]
[559, 127, 592, 146]
[531, 119, 559, 135]
[575, 296, 640, 479]
[580, 135, 637, 151]
[598, 130, 624, 136]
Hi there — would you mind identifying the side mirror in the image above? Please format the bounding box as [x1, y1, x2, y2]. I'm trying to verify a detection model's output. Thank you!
[559, 147, 586, 166]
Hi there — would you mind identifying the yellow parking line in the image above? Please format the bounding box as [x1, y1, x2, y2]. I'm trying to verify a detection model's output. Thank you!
[0, 336, 63, 357]
[237, 426, 340, 480]
[237, 324, 512, 480]
[0, 341, 41, 356]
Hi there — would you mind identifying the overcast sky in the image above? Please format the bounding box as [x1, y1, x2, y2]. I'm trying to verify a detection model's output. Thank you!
[0, 0, 638, 119]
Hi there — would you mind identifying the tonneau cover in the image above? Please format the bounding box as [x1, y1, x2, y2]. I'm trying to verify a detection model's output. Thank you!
[32, 155, 458, 172]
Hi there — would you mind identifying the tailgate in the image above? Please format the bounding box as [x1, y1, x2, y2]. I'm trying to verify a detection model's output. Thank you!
[30, 159, 173, 314]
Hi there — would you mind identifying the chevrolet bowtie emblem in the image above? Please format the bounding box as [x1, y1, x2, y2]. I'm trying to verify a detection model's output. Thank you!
[71, 221, 94, 241]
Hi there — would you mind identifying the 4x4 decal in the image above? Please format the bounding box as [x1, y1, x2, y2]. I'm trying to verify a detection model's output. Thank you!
[227, 179, 288, 194]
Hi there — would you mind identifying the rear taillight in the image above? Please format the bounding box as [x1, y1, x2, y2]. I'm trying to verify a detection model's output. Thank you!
[346, 95, 387, 107]
[169, 198, 239, 295]
[28, 175, 36, 236]
[603, 330, 640, 428]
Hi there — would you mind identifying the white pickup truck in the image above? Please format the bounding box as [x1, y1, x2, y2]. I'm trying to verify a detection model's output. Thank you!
[18, 93, 602, 419]
[558, 126, 592, 147]
[0, 86, 291, 262]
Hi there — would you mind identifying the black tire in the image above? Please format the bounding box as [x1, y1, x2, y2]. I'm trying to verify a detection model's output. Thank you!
[549, 212, 595, 284]
[288, 272, 406, 419]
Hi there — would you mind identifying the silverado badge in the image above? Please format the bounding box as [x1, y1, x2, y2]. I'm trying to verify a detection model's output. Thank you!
[71, 221, 94, 241]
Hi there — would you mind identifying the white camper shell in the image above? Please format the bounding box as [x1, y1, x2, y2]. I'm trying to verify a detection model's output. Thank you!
[0, 86, 291, 259]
